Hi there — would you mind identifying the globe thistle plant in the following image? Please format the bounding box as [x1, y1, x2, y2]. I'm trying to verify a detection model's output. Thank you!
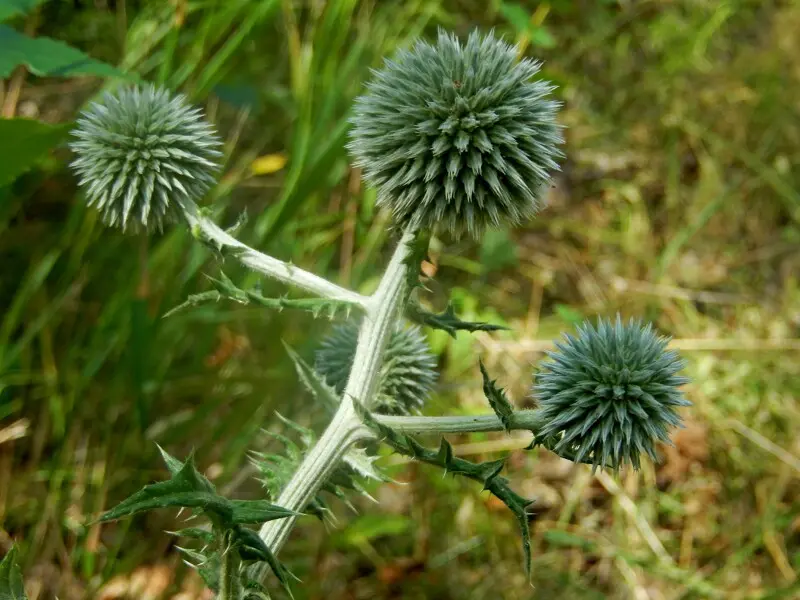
[61, 30, 693, 599]
[532, 316, 691, 471]
[315, 322, 438, 415]
[348, 29, 563, 237]
[70, 85, 222, 233]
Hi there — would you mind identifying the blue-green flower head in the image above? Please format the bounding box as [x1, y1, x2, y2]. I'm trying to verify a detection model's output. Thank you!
[348, 29, 563, 237]
[70, 85, 222, 233]
[315, 322, 437, 415]
[532, 316, 691, 471]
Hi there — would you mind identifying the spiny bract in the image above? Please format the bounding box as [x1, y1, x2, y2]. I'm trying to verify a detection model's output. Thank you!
[532, 316, 691, 471]
[348, 29, 562, 237]
[315, 322, 437, 415]
[70, 85, 221, 233]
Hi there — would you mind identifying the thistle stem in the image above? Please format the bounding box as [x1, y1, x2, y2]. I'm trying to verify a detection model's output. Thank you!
[252, 227, 417, 579]
[218, 531, 240, 600]
[182, 201, 368, 308]
[373, 409, 545, 436]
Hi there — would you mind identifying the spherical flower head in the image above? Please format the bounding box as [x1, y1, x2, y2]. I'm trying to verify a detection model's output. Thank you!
[70, 85, 222, 233]
[348, 29, 563, 237]
[316, 322, 437, 414]
[532, 316, 691, 471]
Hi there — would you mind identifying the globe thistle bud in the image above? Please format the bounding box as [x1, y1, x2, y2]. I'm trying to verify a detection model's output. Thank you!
[532, 316, 691, 471]
[70, 85, 222, 233]
[348, 29, 562, 237]
[315, 322, 437, 415]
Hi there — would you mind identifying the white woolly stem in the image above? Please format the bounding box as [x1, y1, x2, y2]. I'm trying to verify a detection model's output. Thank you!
[251, 227, 416, 580]
[181, 202, 368, 308]
[373, 410, 545, 435]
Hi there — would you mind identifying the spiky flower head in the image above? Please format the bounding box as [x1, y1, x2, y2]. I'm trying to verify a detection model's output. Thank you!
[348, 29, 562, 237]
[70, 85, 222, 233]
[532, 316, 691, 471]
[315, 322, 437, 415]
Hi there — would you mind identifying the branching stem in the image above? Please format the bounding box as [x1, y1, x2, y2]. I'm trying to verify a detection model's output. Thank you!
[251, 227, 417, 582]
[182, 202, 368, 309]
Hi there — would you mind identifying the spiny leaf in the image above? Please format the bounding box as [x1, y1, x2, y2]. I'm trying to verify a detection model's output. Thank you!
[343, 446, 391, 485]
[407, 301, 508, 338]
[157, 444, 188, 476]
[161, 291, 221, 318]
[99, 484, 230, 523]
[284, 343, 340, 413]
[100, 451, 296, 531]
[167, 527, 215, 544]
[251, 414, 388, 523]
[205, 271, 357, 319]
[402, 228, 431, 292]
[177, 545, 220, 592]
[356, 401, 535, 577]
[234, 527, 296, 595]
[479, 361, 514, 432]
[228, 500, 299, 525]
[0, 546, 27, 600]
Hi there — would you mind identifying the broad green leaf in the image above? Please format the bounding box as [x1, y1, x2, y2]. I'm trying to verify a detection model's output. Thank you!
[0, 0, 45, 22]
[0, 546, 27, 600]
[0, 25, 125, 78]
[0, 118, 71, 188]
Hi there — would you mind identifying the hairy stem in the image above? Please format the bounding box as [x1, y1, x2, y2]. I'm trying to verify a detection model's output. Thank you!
[182, 201, 368, 308]
[252, 227, 417, 580]
[219, 531, 239, 600]
[373, 409, 546, 436]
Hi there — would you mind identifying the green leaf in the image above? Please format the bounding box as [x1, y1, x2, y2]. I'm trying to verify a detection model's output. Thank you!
[342, 446, 390, 485]
[0, 0, 46, 22]
[283, 342, 340, 412]
[228, 500, 298, 525]
[233, 527, 295, 592]
[99, 453, 229, 523]
[407, 301, 508, 338]
[356, 402, 535, 578]
[161, 291, 222, 319]
[0, 546, 27, 600]
[0, 25, 126, 78]
[168, 527, 215, 544]
[479, 361, 514, 433]
[171, 271, 357, 320]
[177, 545, 220, 592]
[157, 444, 187, 477]
[402, 228, 432, 291]
[0, 118, 71, 187]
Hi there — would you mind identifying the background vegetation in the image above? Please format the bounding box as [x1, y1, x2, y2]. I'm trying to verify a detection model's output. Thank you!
[1, 0, 798, 598]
